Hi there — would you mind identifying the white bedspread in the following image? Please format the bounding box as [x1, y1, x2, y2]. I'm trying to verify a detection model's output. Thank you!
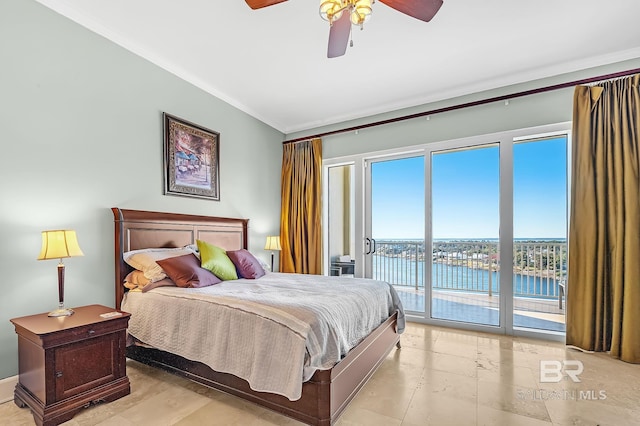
[121, 272, 404, 401]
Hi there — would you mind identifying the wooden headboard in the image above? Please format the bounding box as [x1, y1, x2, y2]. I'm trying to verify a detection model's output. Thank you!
[112, 208, 249, 309]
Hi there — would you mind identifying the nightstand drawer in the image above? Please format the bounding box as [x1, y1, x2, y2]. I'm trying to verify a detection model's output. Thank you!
[41, 317, 127, 349]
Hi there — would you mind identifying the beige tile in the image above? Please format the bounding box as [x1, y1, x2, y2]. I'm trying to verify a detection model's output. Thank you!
[348, 369, 418, 420]
[431, 337, 478, 361]
[173, 396, 302, 426]
[477, 405, 553, 426]
[417, 369, 478, 404]
[424, 351, 478, 378]
[477, 360, 538, 389]
[402, 393, 476, 426]
[478, 332, 521, 351]
[386, 346, 431, 369]
[544, 398, 640, 426]
[397, 330, 438, 351]
[94, 415, 136, 425]
[516, 337, 566, 356]
[371, 357, 424, 387]
[478, 346, 541, 369]
[336, 406, 403, 426]
[478, 380, 551, 422]
[567, 376, 640, 412]
[0, 400, 36, 426]
[567, 350, 640, 383]
[436, 328, 480, 345]
[115, 384, 212, 425]
[527, 354, 640, 412]
[402, 323, 443, 338]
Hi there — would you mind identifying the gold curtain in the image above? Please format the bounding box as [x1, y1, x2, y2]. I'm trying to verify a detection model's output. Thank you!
[279, 138, 322, 274]
[567, 74, 640, 363]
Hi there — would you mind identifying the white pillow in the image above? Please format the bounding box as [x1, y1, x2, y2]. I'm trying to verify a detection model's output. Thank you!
[123, 247, 196, 282]
[256, 256, 271, 272]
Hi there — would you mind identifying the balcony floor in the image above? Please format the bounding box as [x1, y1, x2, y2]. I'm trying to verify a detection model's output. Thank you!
[395, 287, 565, 332]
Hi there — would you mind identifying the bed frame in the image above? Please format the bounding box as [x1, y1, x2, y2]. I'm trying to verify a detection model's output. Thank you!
[112, 208, 400, 425]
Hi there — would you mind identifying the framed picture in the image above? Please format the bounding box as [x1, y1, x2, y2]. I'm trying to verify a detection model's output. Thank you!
[163, 113, 220, 200]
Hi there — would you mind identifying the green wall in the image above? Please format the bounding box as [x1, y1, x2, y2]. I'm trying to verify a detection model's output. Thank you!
[0, 0, 284, 379]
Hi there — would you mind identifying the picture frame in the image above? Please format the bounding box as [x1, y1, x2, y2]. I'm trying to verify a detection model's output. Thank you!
[163, 113, 220, 201]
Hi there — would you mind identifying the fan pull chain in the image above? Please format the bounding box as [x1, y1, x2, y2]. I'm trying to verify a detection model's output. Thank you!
[349, 22, 354, 48]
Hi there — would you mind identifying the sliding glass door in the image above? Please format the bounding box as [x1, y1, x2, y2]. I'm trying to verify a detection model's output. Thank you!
[324, 124, 570, 338]
[512, 135, 568, 333]
[365, 155, 425, 312]
[431, 144, 500, 326]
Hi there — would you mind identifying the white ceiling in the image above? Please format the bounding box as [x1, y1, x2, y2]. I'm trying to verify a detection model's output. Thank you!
[36, 0, 640, 134]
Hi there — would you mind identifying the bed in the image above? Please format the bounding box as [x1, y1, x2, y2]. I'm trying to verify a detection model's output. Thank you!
[112, 208, 402, 425]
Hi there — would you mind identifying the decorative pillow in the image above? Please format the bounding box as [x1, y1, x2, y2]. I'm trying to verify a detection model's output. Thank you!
[156, 253, 222, 288]
[197, 240, 238, 281]
[123, 247, 196, 282]
[124, 271, 176, 292]
[141, 278, 176, 292]
[256, 256, 271, 272]
[227, 249, 265, 279]
[124, 270, 152, 286]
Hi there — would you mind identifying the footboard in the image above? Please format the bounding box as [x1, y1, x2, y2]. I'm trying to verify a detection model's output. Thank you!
[126, 313, 400, 425]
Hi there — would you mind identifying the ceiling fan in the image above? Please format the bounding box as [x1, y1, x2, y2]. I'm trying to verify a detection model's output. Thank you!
[245, 0, 443, 58]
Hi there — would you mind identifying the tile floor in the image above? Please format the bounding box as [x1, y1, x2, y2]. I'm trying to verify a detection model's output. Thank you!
[1, 322, 639, 425]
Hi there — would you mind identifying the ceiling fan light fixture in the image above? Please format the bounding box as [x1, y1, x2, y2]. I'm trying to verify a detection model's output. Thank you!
[350, 0, 372, 26]
[248, 0, 443, 58]
[320, 0, 345, 24]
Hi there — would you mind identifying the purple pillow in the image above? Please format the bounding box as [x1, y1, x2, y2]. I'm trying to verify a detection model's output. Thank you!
[156, 253, 222, 288]
[226, 249, 265, 279]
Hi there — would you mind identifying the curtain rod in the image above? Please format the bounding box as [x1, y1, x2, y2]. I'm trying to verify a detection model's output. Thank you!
[283, 67, 640, 145]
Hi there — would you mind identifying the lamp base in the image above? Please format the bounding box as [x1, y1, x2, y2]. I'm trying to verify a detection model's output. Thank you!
[48, 308, 74, 317]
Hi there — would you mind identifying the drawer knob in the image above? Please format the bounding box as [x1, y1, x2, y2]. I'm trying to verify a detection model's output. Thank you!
[88, 330, 95, 335]
[55, 371, 63, 378]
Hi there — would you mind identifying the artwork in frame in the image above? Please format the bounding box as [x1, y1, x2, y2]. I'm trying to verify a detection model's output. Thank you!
[163, 113, 220, 200]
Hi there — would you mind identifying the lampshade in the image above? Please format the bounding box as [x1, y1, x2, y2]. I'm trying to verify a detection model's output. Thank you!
[38, 230, 84, 261]
[264, 236, 282, 251]
[351, 0, 372, 25]
[38, 229, 84, 317]
[320, 0, 344, 23]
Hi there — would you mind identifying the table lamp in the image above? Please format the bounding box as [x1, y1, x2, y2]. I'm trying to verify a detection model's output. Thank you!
[264, 236, 281, 272]
[37, 230, 84, 317]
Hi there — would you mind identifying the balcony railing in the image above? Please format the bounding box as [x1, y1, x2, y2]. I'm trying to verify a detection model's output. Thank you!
[372, 240, 567, 302]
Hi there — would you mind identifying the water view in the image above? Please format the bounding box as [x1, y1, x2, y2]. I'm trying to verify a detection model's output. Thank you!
[326, 134, 570, 332]
[371, 238, 567, 331]
[374, 239, 566, 298]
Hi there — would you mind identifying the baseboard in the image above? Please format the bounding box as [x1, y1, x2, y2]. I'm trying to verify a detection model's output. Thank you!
[0, 375, 18, 404]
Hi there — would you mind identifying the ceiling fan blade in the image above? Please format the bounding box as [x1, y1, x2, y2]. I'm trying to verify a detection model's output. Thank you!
[245, 0, 287, 10]
[379, 0, 443, 22]
[327, 12, 351, 58]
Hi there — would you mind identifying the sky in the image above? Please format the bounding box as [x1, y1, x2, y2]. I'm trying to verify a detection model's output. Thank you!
[371, 136, 568, 239]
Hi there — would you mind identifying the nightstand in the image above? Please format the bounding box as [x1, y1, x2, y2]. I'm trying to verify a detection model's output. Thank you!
[10, 304, 131, 426]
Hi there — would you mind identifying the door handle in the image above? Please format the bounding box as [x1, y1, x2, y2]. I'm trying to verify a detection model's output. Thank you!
[371, 238, 376, 254]
[364, 237, 371, 255]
